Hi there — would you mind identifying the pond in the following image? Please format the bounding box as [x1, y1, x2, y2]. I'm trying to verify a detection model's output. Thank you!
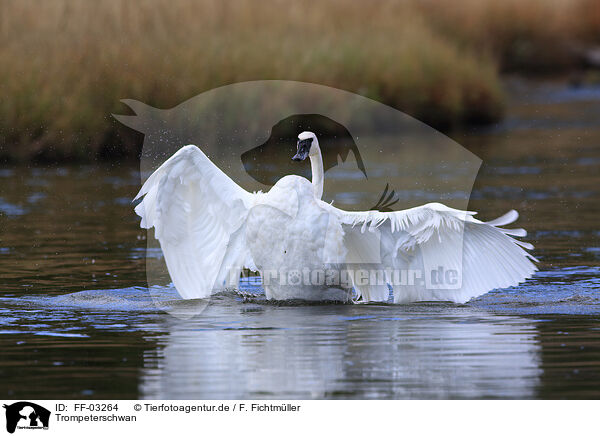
[0, 79, 599, 399]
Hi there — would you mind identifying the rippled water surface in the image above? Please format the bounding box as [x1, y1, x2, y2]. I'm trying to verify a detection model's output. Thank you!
[1, 80, 599, 399]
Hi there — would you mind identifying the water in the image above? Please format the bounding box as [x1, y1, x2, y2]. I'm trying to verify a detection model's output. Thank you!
[1, 79, 599, 399]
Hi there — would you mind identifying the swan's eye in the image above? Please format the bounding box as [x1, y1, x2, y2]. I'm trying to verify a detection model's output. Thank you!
[297, 137, 313, 150]
[292, 137, 313, 161]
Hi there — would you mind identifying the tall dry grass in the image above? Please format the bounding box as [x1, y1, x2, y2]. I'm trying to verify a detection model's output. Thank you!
[0, 0, 598, 161]
[417, 0, 600, 72]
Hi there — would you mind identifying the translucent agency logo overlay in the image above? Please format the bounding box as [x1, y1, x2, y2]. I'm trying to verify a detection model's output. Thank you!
[115, 80, 483, 315]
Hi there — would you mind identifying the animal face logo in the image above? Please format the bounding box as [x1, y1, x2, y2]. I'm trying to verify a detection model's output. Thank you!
[3, 402, 50, 434]
[241, 113, 367, 187]
[115, 81, 480, 213]
[114, 80, 481, 313]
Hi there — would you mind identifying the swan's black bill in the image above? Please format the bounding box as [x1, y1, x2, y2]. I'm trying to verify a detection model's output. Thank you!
[292, 137, 313, 161]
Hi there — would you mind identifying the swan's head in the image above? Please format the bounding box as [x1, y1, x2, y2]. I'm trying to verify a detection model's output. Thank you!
[292, 131, 318, 161]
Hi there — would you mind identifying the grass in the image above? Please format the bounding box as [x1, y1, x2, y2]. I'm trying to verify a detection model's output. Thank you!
[0, 0, 598, 162]
[416, 0, 600, 72]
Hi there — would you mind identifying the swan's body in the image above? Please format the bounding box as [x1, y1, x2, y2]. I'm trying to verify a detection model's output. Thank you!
[134, 132, 537, 303]
[246, 175, 352, 301]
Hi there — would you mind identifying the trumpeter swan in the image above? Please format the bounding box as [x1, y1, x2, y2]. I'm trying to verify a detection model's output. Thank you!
[134, 131, 537, 303]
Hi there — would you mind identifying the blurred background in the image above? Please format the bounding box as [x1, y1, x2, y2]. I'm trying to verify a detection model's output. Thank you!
[1, 0, 600, 399]
[1, 0, 599, 161]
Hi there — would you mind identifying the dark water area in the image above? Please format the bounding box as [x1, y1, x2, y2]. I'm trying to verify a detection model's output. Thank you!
[1, 79, 599, 399]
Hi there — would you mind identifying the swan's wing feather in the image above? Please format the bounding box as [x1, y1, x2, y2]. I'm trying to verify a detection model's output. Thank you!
[134, 145, 255, 299]
[322, 202, 537, 303]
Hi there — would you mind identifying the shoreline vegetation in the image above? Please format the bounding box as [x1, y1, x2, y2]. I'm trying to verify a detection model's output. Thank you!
[1, 0, 599, 162]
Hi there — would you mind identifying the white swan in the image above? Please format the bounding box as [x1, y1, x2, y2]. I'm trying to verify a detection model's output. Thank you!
[134, 131, 537, 303]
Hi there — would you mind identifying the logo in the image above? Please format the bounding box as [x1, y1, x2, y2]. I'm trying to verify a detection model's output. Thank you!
[114, 80, 482, 313]
[3, 402, 50, 434]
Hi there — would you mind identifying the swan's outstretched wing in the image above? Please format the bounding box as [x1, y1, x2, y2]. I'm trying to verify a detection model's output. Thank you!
[321, 202, 537, 303]
[134, 145, 256, 299]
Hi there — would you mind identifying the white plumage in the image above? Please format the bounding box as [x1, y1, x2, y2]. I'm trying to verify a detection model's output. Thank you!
[134, 131, 537, 303]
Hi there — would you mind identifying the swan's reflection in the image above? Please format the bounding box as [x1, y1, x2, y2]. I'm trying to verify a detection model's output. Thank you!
[140, 304, 541, 399]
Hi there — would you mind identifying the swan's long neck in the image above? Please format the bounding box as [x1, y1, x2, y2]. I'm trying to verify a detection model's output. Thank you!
[309, 143, 324, 199]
